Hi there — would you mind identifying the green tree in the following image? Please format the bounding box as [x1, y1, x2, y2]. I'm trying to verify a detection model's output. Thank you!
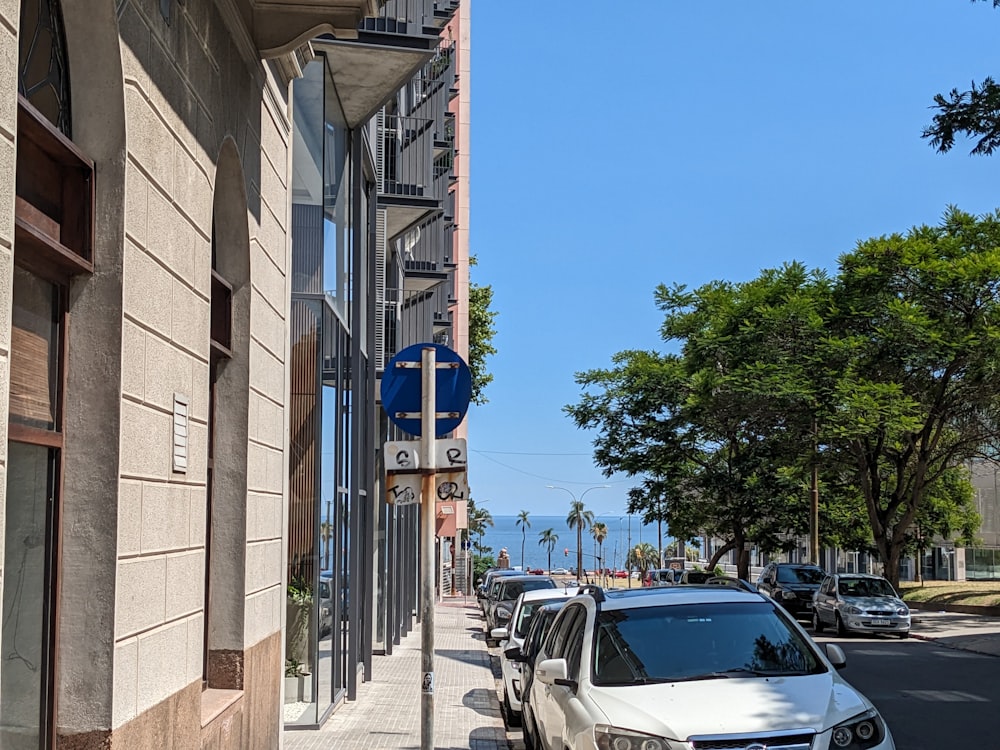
[538, 528, 559, 573]
[516, 510, 531, 570]
[468, 256, 498, 405]
[824, 208, 1000, 584]
[591, 521, 608, 575]
[566, 500, 594, 580]
[922, 1, 1000, 155]
[467, 499, 494, 556]
[628, 542, 658, 581]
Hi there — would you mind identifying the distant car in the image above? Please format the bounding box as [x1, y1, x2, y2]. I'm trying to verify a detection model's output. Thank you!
[486, 575, 558, 638]
[642, 568, 676, 587]
[678, 570, 715, 585]
[757, 562, 826, 618]
[477, 569, 519, 612]
[549, 567, 570, 575]
[491, 588, 578, 725]
[813, 573, 911, 638]
[614, 570, 628, 579]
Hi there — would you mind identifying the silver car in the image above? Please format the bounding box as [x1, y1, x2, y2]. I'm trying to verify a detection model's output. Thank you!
[812, 573, 910, 638]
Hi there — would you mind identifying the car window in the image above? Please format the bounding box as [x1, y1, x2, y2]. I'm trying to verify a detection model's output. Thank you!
[776, 566, 825, 584]
[319, 580, 331, 600]
[501, 579, 557, 601]
[591, 601, 824, 685]
[838, 577, 896, 598]
[545, 605, 584, 659]
[564, 612, 588, 681]
[514, 598, 557, 638]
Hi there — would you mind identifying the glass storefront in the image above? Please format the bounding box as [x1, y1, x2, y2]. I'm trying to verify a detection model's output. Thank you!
[287, 52, 377, 729]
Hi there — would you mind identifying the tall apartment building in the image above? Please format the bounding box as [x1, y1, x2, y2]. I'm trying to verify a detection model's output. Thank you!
[284, 0, 469, 731]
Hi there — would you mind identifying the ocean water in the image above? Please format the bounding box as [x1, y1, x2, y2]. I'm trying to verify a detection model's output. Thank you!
[473, 515, 660, 572]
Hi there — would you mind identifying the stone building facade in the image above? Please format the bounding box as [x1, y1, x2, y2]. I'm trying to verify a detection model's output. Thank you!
[0, 0, 300, 746]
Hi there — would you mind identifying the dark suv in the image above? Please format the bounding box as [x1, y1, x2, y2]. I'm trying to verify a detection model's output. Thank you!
[757, 562, 826, 618]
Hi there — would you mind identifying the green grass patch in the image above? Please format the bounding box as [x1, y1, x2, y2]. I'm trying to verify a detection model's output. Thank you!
[900, 580, 1000, 608]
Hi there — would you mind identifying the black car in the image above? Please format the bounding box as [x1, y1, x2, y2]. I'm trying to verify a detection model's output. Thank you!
[756, 562, 826, 617]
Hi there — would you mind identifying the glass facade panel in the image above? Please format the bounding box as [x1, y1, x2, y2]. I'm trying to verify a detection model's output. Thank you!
[322, 56, 351, 326]
[1, 441, 57, 750]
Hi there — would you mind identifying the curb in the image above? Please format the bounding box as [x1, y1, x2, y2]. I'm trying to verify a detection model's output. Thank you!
[909, 631, 1000, 658]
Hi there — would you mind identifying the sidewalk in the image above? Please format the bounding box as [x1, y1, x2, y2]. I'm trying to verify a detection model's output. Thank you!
[283, 600, 508, 750]
[910, 609, 1000, 657]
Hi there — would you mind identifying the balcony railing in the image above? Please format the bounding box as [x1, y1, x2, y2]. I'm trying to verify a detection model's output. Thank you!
[398, 212, 453, 287]
[365, 0, 437, 35]
[405, 40, 455, 119]
[382, 286, 449, 361]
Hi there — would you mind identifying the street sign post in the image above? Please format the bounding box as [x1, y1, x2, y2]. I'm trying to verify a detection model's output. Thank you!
[380, 344, 471, 750]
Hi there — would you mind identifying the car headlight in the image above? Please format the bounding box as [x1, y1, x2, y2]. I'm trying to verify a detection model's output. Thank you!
[846, 606, 863, 615]
[595, 725, 679, 750]
[896, 606, 909, 616]
[496, 608, 512, 622]
[830, 708, 885, 749]
[782, 590, 797, 600]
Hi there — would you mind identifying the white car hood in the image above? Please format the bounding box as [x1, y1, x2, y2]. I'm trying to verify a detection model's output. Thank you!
[588, 672, 869, 739]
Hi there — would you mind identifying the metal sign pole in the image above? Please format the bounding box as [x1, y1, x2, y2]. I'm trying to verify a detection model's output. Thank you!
[420, 346, 436, 750]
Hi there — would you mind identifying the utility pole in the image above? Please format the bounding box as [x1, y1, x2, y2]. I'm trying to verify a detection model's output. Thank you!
[419, 347, 436, 750]
[627, 515, 632, 589]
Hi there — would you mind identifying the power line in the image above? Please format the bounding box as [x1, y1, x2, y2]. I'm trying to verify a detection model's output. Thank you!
[472, 450, 632, 486]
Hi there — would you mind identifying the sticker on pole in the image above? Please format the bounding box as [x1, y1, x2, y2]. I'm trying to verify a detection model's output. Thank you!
[421, 672, 434, 694]
[381, 343, 472, 438]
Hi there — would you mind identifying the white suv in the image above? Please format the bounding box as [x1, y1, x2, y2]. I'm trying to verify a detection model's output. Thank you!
[524, 584, 894, 750]
[491, 588, 579, 725]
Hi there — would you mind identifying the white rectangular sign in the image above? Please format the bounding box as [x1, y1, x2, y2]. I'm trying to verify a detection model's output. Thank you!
[436, 438, 468, 470]
[386, 472, 421, 506]
[434, 470, 468, 502]
[385, 441, 420, 472]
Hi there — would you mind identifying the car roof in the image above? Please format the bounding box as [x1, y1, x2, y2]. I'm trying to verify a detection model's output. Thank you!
[774, 562, 823, 568]
[517, 588, 578, 604]
[585, 585, 768, 610]
[836, 573, 889, 580]
[501, 574, 553, 583]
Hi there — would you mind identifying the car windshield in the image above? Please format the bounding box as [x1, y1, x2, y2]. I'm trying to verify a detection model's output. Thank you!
[592, 602, 824, 685]
[683, 572, 713, 584]
[838, 577, 897, 598]
[502, 579, 556, 601]
[776, 566, 825, 584]
[514, 598, 563, 637]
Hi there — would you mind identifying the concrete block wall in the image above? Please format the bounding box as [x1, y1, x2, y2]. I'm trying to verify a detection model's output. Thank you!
[114, 0, 289, 733]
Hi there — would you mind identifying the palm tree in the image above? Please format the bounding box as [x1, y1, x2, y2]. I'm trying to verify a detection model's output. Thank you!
[320, 519, 333, 571]
[516, 510, 531, 570]
[591, 522, 608, 584]
[628, 542, 658, 582]
[566, 500, 594, 582]
[538, 528, 559, 573]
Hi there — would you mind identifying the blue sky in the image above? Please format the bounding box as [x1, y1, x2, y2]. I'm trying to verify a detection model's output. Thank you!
[466, 1, 1000, 519]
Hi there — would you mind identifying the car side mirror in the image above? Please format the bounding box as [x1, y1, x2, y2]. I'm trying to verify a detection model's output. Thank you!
[504, 646, 525, 662]
[476, 578, 483, 586]
[535, 658, 568, 686]
[491, 627, 509, 641]
[825, 643, 847, 670]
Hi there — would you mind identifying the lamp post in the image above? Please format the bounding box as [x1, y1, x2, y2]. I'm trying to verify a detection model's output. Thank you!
[547, 484, 609, 585]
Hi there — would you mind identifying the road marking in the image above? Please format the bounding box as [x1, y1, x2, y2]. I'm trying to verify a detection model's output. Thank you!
[852, 649, 903, 656]
[929, 649, 990, 659]
[899, 690, 989, 702]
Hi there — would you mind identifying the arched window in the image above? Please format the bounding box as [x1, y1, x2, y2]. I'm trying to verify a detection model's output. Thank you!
[17, 0, 71, 137]
[3, 2, 91, 747]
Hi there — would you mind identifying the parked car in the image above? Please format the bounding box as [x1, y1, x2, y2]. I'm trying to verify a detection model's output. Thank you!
[549, 567, 571, 575]
[678, 569, 715, 585]
[813, 573, 911, 638]
[491, 588, 579, 725]
[486, 575, 557, 638]
[523, 584, 895, 750]
[477, 569, 519, 612]
[507, 600, 569, 735]
[642, 568, 676, 587]
[756, 562, 826, 618]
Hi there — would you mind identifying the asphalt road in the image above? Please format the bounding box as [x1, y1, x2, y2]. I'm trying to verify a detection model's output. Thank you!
[813, 629, 1000, 749]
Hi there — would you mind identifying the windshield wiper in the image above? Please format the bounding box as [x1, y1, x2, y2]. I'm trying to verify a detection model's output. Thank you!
[663, 668, 787, 682]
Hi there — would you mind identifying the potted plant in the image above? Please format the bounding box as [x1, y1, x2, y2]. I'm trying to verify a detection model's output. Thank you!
[283, 658, 312, 704]
[285, 573, 314, 696]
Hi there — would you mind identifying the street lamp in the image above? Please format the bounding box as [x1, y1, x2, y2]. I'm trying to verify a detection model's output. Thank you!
[547, 484, 609, 584]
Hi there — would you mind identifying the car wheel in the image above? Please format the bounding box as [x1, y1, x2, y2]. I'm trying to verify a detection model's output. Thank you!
[503, 688, 521, 727]
[836, 613, 848, 638]
[812, 610, 824, 633]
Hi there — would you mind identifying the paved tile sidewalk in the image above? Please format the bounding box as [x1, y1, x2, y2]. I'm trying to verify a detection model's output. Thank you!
[910, 609, 1000, 657]
[284, 600, 508, 750]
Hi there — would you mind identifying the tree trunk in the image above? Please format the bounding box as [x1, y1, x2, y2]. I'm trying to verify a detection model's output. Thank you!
[883, 543, 903, 588]
[577, 525, 584, 582]
[708, 539, 736, 572]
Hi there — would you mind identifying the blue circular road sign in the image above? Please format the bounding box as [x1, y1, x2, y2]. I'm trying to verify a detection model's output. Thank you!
[382, 343, 472, 438]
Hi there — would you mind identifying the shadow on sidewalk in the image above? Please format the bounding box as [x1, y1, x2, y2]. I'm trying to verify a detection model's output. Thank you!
[463, 688, 502, 717]
[437, 648, 489, 666]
